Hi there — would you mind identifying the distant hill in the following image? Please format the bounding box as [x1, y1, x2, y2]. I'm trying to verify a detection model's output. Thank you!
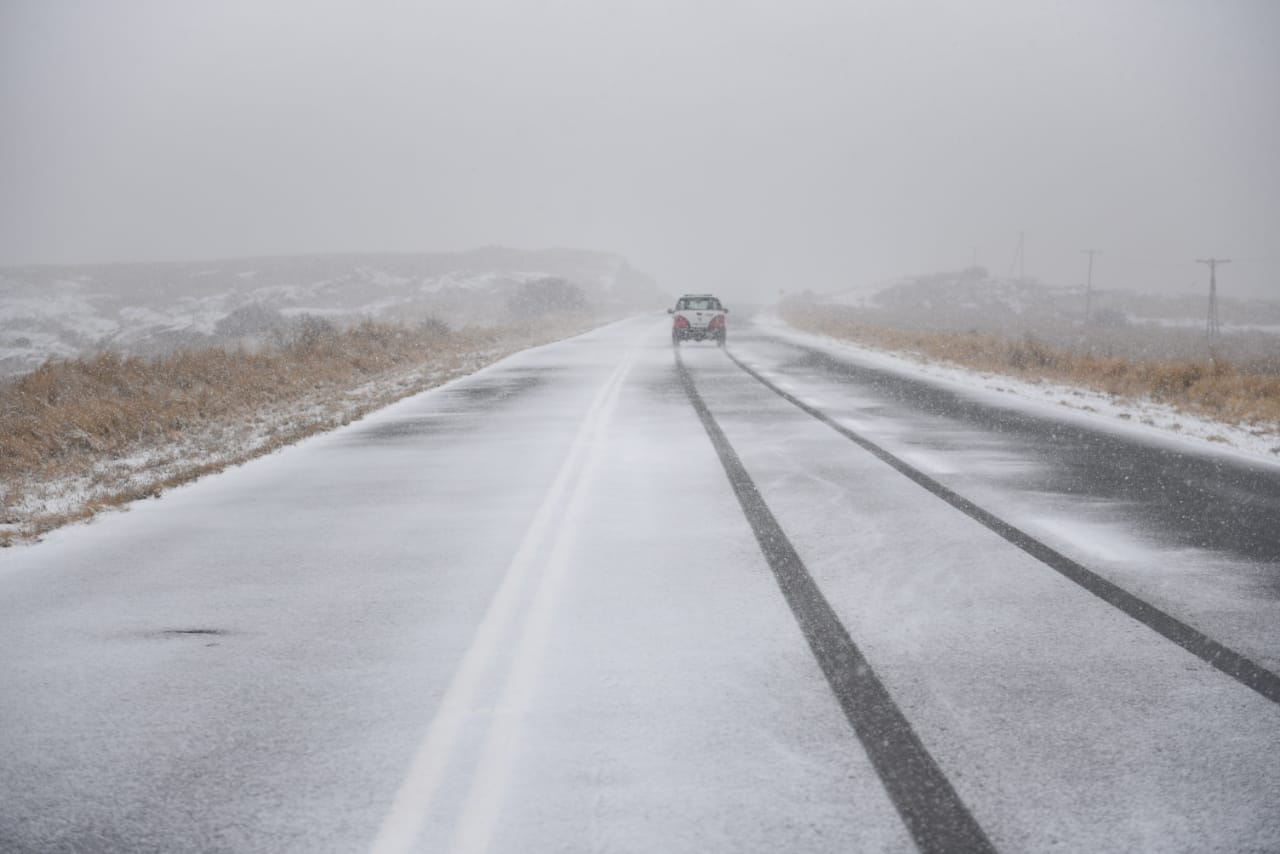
[827, 268, 1280, 334]
[0, 248, 664, 376]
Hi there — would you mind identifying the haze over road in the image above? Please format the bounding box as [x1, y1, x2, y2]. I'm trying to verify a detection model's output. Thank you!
[2, 316, 1278, 853]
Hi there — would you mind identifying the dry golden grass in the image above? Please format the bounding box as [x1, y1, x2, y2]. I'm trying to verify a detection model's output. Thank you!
[780, 304, 1280, 430]
[0, 314, 598, 545]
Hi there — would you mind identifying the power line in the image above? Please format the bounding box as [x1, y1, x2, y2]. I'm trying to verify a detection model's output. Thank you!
[1007, 231, 1025, 281]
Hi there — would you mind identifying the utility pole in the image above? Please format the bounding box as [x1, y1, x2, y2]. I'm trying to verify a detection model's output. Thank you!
[1196, 258, 1229, 344]
[1082, 249, 1101, 322]
[1007, 231, 1025, 281]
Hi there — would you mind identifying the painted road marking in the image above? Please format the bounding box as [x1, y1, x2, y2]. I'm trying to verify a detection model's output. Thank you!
[369, 344, 638, 854]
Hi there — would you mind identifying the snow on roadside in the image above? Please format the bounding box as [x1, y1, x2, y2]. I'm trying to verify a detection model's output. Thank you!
[760, 312, 1280, 467]
[0, 319, 610, 547]
[0, 353, 494, 546]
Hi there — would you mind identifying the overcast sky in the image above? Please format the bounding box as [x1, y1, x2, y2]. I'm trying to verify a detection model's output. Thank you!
[2, 0, 1277, 299]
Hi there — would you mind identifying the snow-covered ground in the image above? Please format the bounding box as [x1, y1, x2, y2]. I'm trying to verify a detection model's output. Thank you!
[2, 316, 1277, 852]
[1130, 314, 1280, 335]
[761, 313, 1280, 465]
[0, 317, 606, 546]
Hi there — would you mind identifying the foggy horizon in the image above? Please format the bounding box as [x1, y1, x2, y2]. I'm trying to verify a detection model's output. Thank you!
[3, 0, 1278, 300]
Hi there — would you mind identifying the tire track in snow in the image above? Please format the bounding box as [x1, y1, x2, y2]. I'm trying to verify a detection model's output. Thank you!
[676, 350, 998, 854]
[722, 347, 1280, 707]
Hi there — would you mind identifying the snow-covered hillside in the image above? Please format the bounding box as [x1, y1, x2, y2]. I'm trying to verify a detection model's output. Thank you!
[0, 248, 664, 376]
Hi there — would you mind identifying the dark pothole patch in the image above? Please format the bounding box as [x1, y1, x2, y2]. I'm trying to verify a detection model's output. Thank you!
[141, 627, 234, 641]
[128, 627, 235, 648]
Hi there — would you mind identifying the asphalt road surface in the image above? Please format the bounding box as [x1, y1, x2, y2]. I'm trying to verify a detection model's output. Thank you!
[2, 315, 1279, 853]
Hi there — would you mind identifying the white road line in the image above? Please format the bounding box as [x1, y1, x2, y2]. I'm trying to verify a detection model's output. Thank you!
[368, 346, 637, 854]
[448, 346, 633, 854]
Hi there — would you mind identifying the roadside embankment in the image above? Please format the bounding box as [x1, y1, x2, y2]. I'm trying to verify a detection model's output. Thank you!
[0, 314, 603, 546]
[778, 301, 1280, 439]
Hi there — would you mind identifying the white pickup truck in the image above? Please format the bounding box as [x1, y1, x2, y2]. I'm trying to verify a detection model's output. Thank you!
[668, 294, 728, 347]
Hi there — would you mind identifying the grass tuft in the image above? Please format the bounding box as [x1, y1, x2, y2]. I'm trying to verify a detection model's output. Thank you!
[780, 303, 1280, 430]
[0, 314, 598, 544]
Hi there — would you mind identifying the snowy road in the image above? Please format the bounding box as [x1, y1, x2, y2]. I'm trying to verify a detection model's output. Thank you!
[2, 315, 1279, 853]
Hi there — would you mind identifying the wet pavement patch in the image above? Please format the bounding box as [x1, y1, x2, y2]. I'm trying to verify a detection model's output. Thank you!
[446, 373, 544, 406]
[642, 367, 693, 404]
[776, 339, 1280, 565]
[351, 415, 456, 443]
[150, 628, 231, 639]
[338, 374, 549, 445]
